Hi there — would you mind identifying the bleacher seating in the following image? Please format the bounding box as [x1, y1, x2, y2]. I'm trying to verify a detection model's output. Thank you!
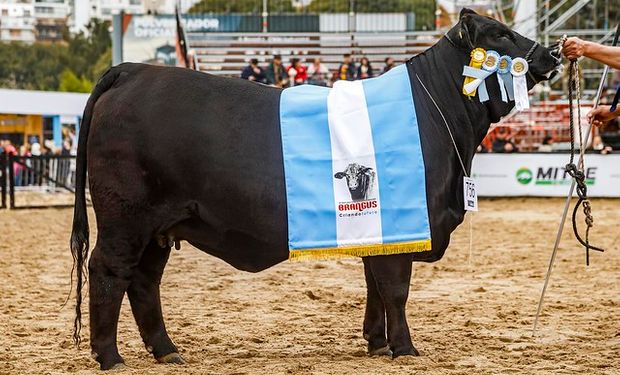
[187, 31, 442, 76]
[485, 101, 595, 152]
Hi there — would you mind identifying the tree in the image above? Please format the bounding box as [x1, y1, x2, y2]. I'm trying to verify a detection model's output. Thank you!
[0, 18, 111, 92]
[189, 0, 293, 13]
[59, 69, 93, 93]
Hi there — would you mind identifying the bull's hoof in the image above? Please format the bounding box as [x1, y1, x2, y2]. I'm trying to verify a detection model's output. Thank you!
[368, 345, 393, 357]
[391, 346, 420, 358]
[109, 363, 128, 371]
[156, 352, 186, 365]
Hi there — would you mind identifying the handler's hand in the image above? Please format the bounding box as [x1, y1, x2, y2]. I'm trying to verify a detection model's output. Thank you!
[562, 37, 587, 61]
[587, 106, 618, 127]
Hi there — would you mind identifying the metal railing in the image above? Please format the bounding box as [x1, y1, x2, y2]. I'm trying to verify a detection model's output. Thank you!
[2, 154, 81, 209]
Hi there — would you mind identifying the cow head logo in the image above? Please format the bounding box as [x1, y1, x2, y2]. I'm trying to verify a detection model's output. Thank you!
[334, 163, 376, 201]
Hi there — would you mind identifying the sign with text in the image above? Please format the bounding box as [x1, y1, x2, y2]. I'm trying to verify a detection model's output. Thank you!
[472, 153, 620, 197]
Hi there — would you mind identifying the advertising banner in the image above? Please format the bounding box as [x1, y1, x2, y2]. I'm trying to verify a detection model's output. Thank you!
[122, 14, 261, 65]
[472, 153, 620, 197]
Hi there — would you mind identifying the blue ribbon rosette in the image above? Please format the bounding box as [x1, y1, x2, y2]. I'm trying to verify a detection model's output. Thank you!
[497, 55, 514, 102]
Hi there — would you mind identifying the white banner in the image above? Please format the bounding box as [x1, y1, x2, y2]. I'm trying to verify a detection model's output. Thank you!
[471, 153, 620, 197]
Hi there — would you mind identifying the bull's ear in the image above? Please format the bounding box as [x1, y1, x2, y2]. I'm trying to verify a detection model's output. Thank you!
[459, 8, 477, 18]
[459, 10, 478, 49]
[334, 172, 345, 179]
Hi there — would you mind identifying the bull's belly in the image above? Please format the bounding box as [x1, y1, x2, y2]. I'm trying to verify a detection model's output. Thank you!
[168, 216, 289, 273]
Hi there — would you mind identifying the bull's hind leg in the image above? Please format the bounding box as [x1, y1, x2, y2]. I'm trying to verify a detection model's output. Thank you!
[366, 254, 419, 358]
[127, 240, 184, 365]
[89, 235, 146, 370]
[362, 258, 390, 356]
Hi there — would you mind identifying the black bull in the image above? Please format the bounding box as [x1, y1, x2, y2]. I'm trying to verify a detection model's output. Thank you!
[70, 9, 560, 370]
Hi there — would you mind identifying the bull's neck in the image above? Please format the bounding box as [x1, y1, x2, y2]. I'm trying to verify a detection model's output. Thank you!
[407, 38, 513, 171]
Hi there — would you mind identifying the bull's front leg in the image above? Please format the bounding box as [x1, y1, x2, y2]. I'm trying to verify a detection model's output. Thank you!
[364, 254, 419, 357]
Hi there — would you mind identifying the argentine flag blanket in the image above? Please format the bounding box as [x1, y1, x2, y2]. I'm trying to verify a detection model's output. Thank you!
[280, 64, 431, 260]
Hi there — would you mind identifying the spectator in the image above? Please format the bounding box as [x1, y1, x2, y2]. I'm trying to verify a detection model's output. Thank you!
[43, 140, 56, 155]
[337, 54, 356, 81]
[2, 140, 17, 156]
[592, 135, 613, 155]
[383, 57, 395, 74]
[69, 128, 77, 156]
[265, 55, 289, 88]
[61, 139, 72, 156]
[31, 142, 41, 156]
[492, 127, 518, 153]
[538, 135, 554, 152]
[357, 57, 374, 79]
[241, 59, 267, 83]
[307, 58, 330, 86]
[287, 58, 307, 86]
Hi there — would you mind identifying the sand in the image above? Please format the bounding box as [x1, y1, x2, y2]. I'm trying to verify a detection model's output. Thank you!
[0, 198, 618, 375]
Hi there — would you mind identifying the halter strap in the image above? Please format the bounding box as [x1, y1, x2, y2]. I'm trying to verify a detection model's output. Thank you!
[524, 40, 540, 62]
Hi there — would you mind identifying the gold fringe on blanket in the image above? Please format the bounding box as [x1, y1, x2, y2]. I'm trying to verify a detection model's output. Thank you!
[288, 239, 432, 261]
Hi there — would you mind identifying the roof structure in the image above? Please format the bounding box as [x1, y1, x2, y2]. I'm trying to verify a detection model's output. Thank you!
[0, 89, 89, 117]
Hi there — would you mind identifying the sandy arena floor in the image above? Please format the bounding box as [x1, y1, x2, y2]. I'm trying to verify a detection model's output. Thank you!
[0, 198, 618, 375]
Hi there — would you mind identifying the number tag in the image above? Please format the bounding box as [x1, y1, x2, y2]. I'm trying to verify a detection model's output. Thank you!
[463, 176, 478, 212]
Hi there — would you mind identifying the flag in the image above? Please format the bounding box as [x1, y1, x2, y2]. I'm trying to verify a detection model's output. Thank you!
[280, 65, 432, 260]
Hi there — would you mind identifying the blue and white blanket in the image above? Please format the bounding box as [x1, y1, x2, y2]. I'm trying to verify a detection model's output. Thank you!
[280, 64, 431, 260]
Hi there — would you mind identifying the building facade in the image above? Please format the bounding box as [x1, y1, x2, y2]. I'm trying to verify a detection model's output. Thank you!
[33, 0, 70, 41]
[2, 0, 205, 43]
[0, 1, 36, 42]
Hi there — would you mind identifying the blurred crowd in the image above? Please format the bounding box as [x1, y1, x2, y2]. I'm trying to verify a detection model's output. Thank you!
[240, 54, 397, 87]
[478, 126, 616, 154]
[0, 131, 77, 187]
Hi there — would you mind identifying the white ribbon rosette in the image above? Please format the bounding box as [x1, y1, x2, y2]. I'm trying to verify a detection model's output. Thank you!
[511, 57, 530, 111]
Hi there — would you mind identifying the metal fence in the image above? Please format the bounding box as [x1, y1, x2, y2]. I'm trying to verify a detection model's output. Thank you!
[1, 154, 79, 209]
[0, 154, 6, 209]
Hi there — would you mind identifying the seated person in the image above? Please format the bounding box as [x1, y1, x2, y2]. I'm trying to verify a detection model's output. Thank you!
[492, 127, 518, 153]
[538, 135, 554, 152]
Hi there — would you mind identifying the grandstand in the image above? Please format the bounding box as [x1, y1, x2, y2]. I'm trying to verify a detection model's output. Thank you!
[188, 31, 441, 75]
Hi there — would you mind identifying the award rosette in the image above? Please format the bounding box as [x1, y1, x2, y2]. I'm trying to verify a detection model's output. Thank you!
[477, 50, 500, 102]
[462, 48, 487, 97]
[511, 57, 530, 111]
[497, 55, 514, 102]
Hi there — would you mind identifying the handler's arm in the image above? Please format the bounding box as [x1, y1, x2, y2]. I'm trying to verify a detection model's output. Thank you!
[588, 105, 620, 127]
[563, 37, 620, 69]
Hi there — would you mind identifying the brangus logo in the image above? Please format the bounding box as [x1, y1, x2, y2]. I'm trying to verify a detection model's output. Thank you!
[338, 200, 378, 212]
[334, 163, 376, 201]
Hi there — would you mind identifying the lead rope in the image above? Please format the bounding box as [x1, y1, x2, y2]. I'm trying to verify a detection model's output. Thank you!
[565, 59, 604, 266]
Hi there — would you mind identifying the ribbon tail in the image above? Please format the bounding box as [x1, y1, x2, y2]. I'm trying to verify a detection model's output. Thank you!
[497, 74, 508, 102]
[464, 78, 484, 95]
[513, 75, 529, 111]
[478, 81, 490, 102]
[502, 73, 515, 101]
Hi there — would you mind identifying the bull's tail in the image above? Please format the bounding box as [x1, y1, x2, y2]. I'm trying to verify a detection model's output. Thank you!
[70, 67, 122, 347]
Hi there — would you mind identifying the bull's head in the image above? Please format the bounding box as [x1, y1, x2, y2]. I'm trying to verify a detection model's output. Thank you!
[334, 163, 375, 201]
[447, 8, 561, 87]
